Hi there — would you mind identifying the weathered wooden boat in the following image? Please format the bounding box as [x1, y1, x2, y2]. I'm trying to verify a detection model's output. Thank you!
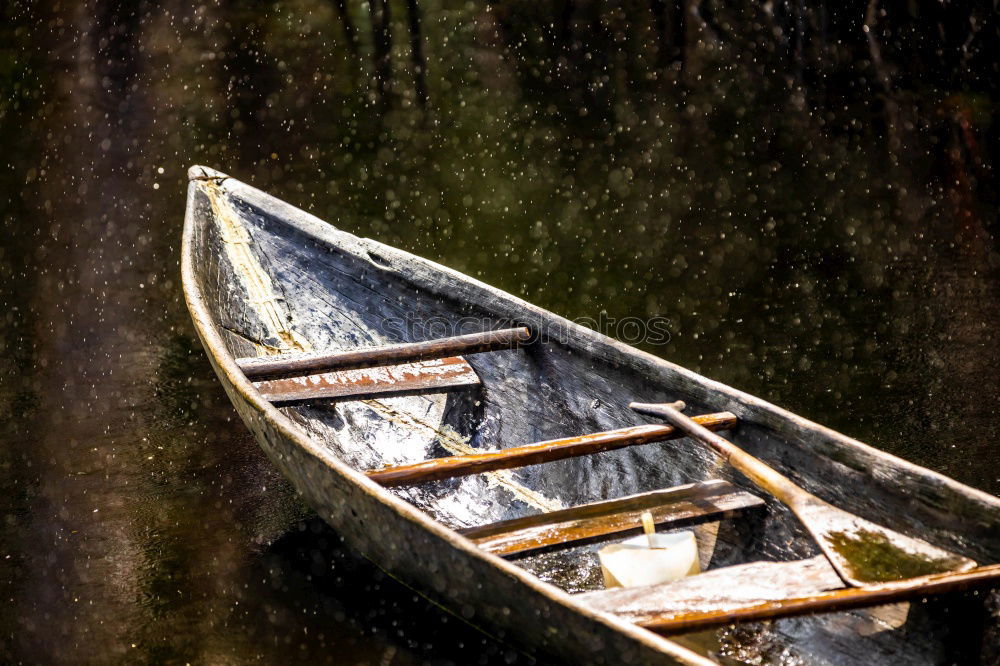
[182, 166, 1000, 665]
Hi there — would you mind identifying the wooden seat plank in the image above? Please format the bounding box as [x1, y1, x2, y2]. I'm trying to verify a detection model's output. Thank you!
[367, 412, 737, 487]
[579, 556, 843, 618]
[253, 356, 480, 404]
[459, 479, 764, 557]
[575, 558, 1000, 634]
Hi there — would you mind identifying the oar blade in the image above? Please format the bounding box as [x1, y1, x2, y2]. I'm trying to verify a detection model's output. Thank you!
[796, 499, 978, 586]
[628, 401, 979, 587]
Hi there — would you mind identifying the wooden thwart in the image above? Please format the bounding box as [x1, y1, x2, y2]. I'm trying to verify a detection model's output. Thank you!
[577, 558, 1000, 634]
[579, 556, 843, 620]
[459, 479, 764, 557]
[366, 412, 737, 487]
[253, 357, 480, 404]
[237, 327, 531, 380]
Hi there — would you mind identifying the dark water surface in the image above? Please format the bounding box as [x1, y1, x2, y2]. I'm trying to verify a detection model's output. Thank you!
[1, 0, 997, 663]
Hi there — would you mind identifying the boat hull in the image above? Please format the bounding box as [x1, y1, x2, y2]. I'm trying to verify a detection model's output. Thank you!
[182, 166, 1000, 665]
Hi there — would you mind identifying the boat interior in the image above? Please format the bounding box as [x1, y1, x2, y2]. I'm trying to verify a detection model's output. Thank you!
[186, 176, 1000, 661]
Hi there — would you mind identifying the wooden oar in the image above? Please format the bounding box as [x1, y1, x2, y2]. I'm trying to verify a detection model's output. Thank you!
[629, 401, 977, 587]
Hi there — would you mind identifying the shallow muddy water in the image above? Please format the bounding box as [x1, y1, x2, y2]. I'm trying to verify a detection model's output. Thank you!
[1, 0, 996, 663]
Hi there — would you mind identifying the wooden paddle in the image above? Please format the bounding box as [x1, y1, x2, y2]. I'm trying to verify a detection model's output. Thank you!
[630, 401, 977, 587]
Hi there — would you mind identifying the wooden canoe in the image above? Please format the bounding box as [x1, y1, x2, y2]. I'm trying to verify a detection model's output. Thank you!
[182, 166, 1000, 665]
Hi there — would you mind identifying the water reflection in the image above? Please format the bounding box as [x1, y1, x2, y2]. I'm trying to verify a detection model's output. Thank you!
[0, 0, 996, 663]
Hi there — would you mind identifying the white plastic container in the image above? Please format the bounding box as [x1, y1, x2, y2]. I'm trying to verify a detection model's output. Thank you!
[598, 513, 700, 588]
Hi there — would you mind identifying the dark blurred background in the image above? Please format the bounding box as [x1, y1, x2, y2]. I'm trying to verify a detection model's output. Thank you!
[0, 0, 996, 663]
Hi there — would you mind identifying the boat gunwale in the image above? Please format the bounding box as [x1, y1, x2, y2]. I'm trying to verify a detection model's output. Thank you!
[181, 166, 716, 666]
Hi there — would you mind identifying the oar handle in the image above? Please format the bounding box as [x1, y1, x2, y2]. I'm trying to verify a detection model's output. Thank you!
[630, 402, 808, 507]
